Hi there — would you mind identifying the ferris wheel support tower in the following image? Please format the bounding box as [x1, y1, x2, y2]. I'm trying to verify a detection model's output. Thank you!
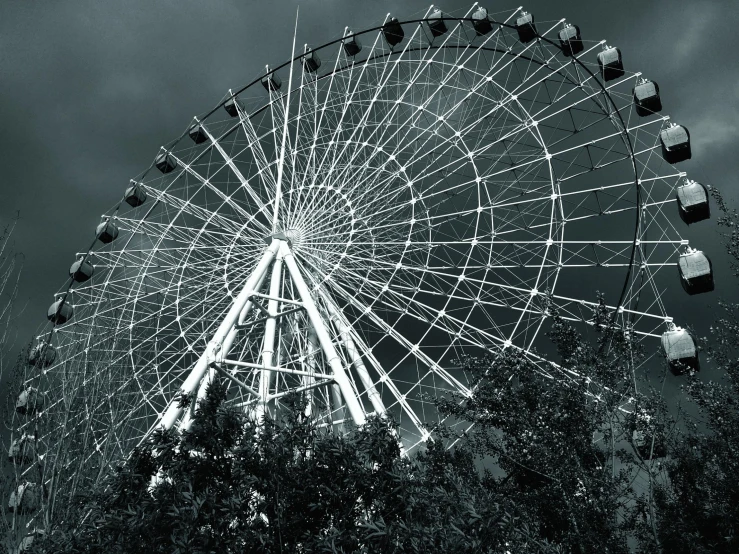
[161, 236, 379, 435]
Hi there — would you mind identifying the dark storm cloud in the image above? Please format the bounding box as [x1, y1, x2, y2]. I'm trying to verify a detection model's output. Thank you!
[0, 0, 737, 360]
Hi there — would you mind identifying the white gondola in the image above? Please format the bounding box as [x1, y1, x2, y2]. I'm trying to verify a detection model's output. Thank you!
[223, 96, 244, 118]
[678, 249, 714, 295]
[28, 342, 56, 368]
[69, 257, 94, 282]
[7, 483, 43, 514]
[632, 411, 666, 459]
[154, 150, 178, 173]
[661, 327, 699, 374]
[188, 123, 208, 144]
[515, 11, 536, 43]
[16, 388, 44, 415]
[659, 123, 691, 164]
[261, 68, 282, 91]
[597, 46, 624, 81]
[471, 7, 492, 36]
[558, 24, 583, 56]
[95, 219, 119, 244]
[124, 181, 147, 207]
[8, 434, 34, 465]
[342, 30, 362, 57]
[676, 180, 710, 224]
[382, 17, 404, 46]
[633, 78, 662, 116]
[427, 8, 447, 38]
[47, 298, 73, 325]
[302, 47, 321, 73]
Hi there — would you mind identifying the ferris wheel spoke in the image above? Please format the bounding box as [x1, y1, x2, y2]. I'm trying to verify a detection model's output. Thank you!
[193, 117, 272, 222]
[282, 58, 313, 221]
[325, 249, 669, 328]
[379, 267, 660, 346]
[114, 217, 242, 248]
[60, 253, 244, 353]
[530, 71, 641, 134]
[291, 81, 330, 220]
[291, 81, 400, 218]
[298, 40, 354, 175]
[294, 30, 392, 215]
[317, 261, 585, 398]
[166, 151, 271, 234]
[364, 34, 575, 178]
[231, 92, 278, 197]
[334, 23, 492, 178]
[73, 252, 228, 296]
[357, 175, 648, 227]
[404, 100, 643, 191]
[141, 185, 251, 236]
[293, 70, 364, 220]
[323, 302, 436, 445]
[327, 95, 476, 206]
[311, 266, 471, 396]
[622, 265, 671, 325]
[300, 17, 476, 212]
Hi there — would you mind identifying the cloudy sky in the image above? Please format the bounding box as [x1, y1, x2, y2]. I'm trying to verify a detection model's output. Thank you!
[1, 0, 737, 366]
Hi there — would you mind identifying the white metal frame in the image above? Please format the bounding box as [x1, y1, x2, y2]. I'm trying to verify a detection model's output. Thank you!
[13, 8, 701, 535]
[158, 237, 374, 434]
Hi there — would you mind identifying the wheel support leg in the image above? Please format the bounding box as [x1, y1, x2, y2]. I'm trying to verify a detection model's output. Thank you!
[322, 293, 386, 417]
[256, 255, 284, 423]
[281, 242, 366, 426]
[158, 240, 280, 431]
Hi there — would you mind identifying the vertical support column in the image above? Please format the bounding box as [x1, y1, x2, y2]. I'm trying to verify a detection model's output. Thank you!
[179, 268, 269, 432]
[323, 295, 386, 417]
[256, 255, 284, 423]
[281, 242, 366, 426]
[158, 240, 279, 431]
[331, 383, 346, 432]
[303, 326, 318, 418]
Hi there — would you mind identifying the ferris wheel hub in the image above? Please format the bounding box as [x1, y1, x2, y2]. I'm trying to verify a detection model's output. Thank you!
[283, 228, 304, 250]
[263, 231, 292, 247]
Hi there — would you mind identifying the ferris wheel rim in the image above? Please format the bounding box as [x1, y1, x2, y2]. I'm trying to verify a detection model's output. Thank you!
[120, 19, 644, 327]
[44, 29, 653, 380]
[43, 51, 652, 380]
[19, 6, 695, 487]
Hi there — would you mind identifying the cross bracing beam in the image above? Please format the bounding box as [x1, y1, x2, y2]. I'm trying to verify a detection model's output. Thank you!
[154, 238, 372, 436]
[158, 239, 280, 431]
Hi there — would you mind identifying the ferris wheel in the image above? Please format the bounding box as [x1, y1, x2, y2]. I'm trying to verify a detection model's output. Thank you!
[9, 4, 712, 522]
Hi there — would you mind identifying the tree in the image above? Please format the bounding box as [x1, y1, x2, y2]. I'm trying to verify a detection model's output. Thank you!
[638, 187, 739, 553]
[21, 188, 739, 552]
[434, 307, 639, 554]
[21, 300, 670, 554]
[29, 382, 559, 554]
[0, 216, 28, 554]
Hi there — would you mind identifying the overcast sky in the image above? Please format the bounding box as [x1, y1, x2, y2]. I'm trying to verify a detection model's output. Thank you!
[1, 0, 737, 369]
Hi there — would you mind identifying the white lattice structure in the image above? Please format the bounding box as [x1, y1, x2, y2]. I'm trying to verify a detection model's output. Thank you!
[9, 6, 712, 534]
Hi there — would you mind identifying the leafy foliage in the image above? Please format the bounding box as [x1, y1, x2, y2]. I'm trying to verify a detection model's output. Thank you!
[29, 383, 557, 554]
[639, 188, 739, 553]
[435, 312, 638, 554]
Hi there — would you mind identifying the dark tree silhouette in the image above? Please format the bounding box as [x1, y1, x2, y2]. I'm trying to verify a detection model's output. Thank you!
[637, 188, 739, 554]
[434, 312, 637, 554]
[28, 382, 558, 554]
